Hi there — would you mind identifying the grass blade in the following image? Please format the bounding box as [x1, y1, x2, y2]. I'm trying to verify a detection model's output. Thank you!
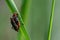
[5, 0, 30, 40]
[48, 0, 55, 40]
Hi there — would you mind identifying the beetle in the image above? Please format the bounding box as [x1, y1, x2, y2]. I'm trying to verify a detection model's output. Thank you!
[10, 13, 20, 32]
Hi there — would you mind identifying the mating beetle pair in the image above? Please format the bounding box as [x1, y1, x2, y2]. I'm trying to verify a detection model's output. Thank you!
[10, 13, 20, 32]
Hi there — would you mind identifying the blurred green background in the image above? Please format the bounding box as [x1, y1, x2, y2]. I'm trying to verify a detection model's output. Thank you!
[0, 0, 60, 40]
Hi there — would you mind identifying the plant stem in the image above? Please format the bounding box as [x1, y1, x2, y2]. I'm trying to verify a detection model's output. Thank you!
[20, 0, 32, 21]
[48, 0, 55, 40]
[5, 0, 30, 40]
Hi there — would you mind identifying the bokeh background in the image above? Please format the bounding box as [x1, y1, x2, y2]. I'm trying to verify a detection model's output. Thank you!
[0, 0, 60, 40]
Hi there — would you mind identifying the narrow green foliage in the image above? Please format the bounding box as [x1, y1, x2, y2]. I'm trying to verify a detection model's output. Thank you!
[48, 0, 55, 40]
[20, 0, 28, 20]
[5, 0, 30, 40]
[20, 0, 32, 21]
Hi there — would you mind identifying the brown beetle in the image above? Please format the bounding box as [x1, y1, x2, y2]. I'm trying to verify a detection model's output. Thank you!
[10, 13, 20, 32]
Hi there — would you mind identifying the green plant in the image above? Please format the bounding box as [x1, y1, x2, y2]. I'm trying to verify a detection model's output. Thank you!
[5, 0, 31, 40]
[5, 0, 56, 40]
[48, 0, 55, 40]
